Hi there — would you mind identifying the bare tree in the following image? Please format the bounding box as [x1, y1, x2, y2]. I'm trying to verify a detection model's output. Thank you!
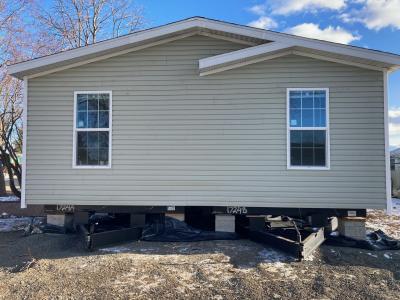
[0, 0, 30, 197]
[35, 0, 144, 49]
[0, 0, 55, 198]
[0, 72, 22, 197]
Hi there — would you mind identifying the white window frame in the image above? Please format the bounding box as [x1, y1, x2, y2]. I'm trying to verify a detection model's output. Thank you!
[286, 88, 330, 170]
[72, 91, 112, 169]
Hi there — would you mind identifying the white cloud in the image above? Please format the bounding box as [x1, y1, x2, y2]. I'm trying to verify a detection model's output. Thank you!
[286, 23, 360, 44]
[248, 4, 267, 16]
[248, 16, 278, 30]
[389, 107, 400, 148]
[271, 0, 346, 15]
[341, 0, 400, 30]
[389, 108, 400, 119]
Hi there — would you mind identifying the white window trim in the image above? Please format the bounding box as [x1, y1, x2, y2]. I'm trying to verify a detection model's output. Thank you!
[286, 88, 330, 170]
[72, 91, 112, 169]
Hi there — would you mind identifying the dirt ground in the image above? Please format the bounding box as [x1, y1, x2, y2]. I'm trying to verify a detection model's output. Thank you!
[0, 211, 399, 300]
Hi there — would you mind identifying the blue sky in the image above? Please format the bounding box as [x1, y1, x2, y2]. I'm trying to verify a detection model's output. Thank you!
[137, 0, 400, 148]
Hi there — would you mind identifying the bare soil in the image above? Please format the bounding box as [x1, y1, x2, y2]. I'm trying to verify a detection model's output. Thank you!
[0, 211, 399, 300]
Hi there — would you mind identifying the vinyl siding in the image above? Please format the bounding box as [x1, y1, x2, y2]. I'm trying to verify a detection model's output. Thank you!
[26, 35, 386, 209]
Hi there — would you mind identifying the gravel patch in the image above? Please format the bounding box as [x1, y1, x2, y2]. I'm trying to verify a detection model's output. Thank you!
[0, 210, 399, 299]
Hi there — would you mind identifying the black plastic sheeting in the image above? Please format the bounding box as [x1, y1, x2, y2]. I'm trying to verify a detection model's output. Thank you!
[326, 230, 400, 251]
[141, 216, 238, 242]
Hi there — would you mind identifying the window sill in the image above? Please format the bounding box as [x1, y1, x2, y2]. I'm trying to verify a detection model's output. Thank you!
[72, 165, 111, 169]
[287, 166, 330, 171]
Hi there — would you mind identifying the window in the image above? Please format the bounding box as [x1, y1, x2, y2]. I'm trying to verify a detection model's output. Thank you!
[73, 91, 112, 168]
[287, 88, 329, 169]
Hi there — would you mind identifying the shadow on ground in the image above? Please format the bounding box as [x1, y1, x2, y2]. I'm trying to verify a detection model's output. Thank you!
[1, 230, 399, 276]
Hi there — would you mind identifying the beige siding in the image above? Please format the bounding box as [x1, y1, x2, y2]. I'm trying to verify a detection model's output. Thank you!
[26, 35, 386, 209]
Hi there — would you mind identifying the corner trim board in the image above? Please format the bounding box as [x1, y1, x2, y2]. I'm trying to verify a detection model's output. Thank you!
[21, 77, 27, 208]
[384, 70, 392, 215]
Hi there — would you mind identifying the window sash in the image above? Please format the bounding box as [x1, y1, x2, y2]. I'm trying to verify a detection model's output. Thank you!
[73, 91, 112, 169]
[287, 88, 329, 170]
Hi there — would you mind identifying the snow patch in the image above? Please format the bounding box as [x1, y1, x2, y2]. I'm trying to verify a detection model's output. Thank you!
[99, 246, 131, 253]
[257, 248, 293, 263]
[0, 217, 32, 232]
[0, 195, 19, 202]
[384, 253, 392, 259]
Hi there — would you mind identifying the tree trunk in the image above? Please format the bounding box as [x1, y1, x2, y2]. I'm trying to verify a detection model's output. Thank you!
[0, 151, 21, 198]
[0, 166, 6, 196]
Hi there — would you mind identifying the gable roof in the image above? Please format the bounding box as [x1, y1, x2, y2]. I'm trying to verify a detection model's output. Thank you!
[8, 16, 400, 79]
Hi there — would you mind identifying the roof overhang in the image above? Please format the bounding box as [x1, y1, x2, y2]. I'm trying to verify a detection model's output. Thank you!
[8, 17, 400, 79]
[199, 42, 398, 76]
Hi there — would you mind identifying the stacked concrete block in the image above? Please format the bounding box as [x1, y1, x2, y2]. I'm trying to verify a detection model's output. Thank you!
[47, 214, 74, 230]
[338, 217, 366, 240]
[215, 214, 235, 232]
[165, 213, 185, 222]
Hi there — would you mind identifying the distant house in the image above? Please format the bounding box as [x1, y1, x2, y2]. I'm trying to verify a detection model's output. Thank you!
[391, 148, 400, 197]
[7, 17, 400, 222]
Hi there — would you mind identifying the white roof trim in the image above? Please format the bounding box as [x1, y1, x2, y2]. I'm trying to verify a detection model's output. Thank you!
[199, 46, 389, 76]
[8, 17, 400, 79]
[199, 51, 293, 76]
[199, 42, 291, 71]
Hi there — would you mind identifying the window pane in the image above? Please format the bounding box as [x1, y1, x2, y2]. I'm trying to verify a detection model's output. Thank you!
[77, 112, 87, 128]
[302, 148, 314, 166]
[290, 147, 301, 166]
[289, 89, 327, 128]
[289, 91, 301, 99]
[314, 131, 326, 148]
[87, 148, 99, 165]
[99, 94, 109, 110]
[302, 92, 313, 109]
[290, 98, 301, 109]
[88, 111, 99, 128]
[290, 109, 301, 127]
[88, 132, 99, 148]
[290, 131, 301, 147]
[99, 132, 109, 148]
[99, 148, 109, 165]
[289, 129, 326, 167]
[88, 94, 98, 110]
[314, 94, 326, 109]
[314, 109, 326, 127]
[302, 109, 313, 127]
[77, 132, 88, 148]
[314, 148, 326, 166]
[301, 131, 314, 147]
[99, 111, 109, 128]
[77, 94, 87, 111]
[77, 148, 87, 165]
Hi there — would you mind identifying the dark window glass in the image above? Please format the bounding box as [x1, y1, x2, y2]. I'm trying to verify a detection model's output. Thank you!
[76, 93, 110, 166]
[290, 147, 301, 166]
[99, 94, 109, 110]
[290, 130, 326, 167]
[77, 94, 87, 111]
[76, 93, 109, 129]
[290, 131, 301, 147]
[77, 112, 87, 128]
[99, 111, 109, 128]
[76, 131, 109, 166]
[88, 94, 98, 110]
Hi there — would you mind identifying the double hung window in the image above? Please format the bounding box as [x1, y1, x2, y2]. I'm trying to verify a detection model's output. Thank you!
[287, 88, 329, 169]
